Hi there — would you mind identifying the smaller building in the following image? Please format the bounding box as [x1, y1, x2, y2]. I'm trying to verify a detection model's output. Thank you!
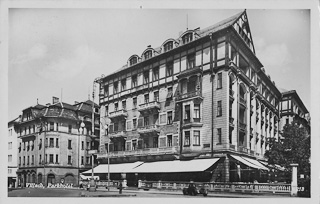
[8, 117, 20, 187]
[279, 90, 310, 133]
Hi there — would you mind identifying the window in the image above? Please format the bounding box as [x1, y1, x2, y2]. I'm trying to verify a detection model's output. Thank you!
[23, 142, 26, 150]
[49, 154, 54, 163]
[130, 57, 137, 66]
[56, 123, 59, 131]
[166, 61, 173, 77]
[23, 156, 25, 165]
[122, 100, 126, 110]
[114, 102, 118, 111]
[49, 138, 54, 147]
[187, 53, 195, 69]
[121, 120, 126, 130]
[50, 122, 54, 131]
[193, 131, 200, 146]
[68, 125, 72, 133]
[143, 71, 149, 84]
[56, 155, 58, 164]
[167, 87, 173, 99]
[56, 138, 59, 148]
[133, 97, 137, 109]
[144, 50, 152, 60]
[126, 121, 132, 131]
[32, 155, 34, 164]
[217, 73, 222, 89]
[153, 137, 158, 148]
[68, 156, 72, 165]
[8, 155, 12, 162]
[29, 126, 31, 134]
[217, 128, 222, 144]
[87, 142, 90, 150]
[39, 155, 41, 164]
[185, 105, 191, 121]
[81, 141, 84, 150]
[167, 111, 173, 124]
[104, 85, 109, 97]
[144, 94, 149, 104]
[19, 157, 21, 166]
[217, 42, 226, 59]
[167, 135, 172, 147]
[86, 157, 90, 164]
[153, 67, 159, 80]
[121, 79, 126, 91]
[114, 122, 119, 132]
[132, 75, 137, 87]
[144, 116, 149, 126]
[164, 41, 173, 52]
[183, 33, 193, 44]
[154, 91, 159, 102]
[184, 131, 190, 146]
[217, 101, 222, 116]
[194, 104, 200, 122]
[68, 139, 72, 149]
[114, 81, 118, 93]
[160, 113, 166, 124]
[8, 142, 12, 149]
[133, 118, 137, 129]
[286, 118, 289, 125]
[132, 140, 137, 150]
[105, 105, 109, 116]
[27, 156, 29, 165]
[81, 156, 84, 165]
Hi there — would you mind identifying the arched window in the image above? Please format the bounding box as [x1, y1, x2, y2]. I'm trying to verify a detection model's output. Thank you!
[37, 173, 42, 184]
[164, 41, 173, 52]
[144, 50, 152, 60]
[65, 174, 75, 185]
[47, 174, 55, 184]
[182, 33, 193, 44]
[129, 57, 137, 66]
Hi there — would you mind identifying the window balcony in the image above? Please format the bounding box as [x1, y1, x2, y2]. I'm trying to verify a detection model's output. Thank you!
[109, 130, 126, 139]
[239, 122, 246, 132]
[137, 124, 160, 136]
[182, 118, 203, 129]
[108, 109, 127, 120]
[138, 101, 160, 115]
[176, 90, 202, 102]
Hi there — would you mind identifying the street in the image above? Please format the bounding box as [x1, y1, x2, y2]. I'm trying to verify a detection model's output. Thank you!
[7, 187, 292, 198]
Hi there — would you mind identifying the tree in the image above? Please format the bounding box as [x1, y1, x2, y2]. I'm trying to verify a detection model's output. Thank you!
[265, 120, 310, 176]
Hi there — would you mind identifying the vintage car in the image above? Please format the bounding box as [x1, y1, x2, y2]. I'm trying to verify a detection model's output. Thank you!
[182, 183, 208, 196]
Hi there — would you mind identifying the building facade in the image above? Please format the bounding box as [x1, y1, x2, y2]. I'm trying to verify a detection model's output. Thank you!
[15, 97, 100, 187]
[279, 90, 310, 133]
[8, 117, 20, 187]
[96, 10, 282, 184]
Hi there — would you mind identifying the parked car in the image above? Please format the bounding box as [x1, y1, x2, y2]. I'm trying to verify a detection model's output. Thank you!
[182, 183, 208, 196]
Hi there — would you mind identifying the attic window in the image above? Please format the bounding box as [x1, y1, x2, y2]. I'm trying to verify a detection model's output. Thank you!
[144, 50, 152, 60]
[164, 41, 173, 52]
[182, 33, 193, 44]
[130, 57, 137, 66]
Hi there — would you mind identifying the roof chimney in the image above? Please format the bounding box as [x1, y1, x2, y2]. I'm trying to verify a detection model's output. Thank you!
[52, 96, 59, 104]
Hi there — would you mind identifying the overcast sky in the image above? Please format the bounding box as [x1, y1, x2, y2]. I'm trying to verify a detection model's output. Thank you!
[8, 9, 310, 120]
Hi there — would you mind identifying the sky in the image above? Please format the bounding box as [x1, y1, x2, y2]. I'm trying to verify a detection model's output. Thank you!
[8, 9, 310, 121]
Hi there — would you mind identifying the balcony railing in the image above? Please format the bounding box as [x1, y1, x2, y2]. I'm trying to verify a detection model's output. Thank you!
[239, 122, 246, 131]
[108, 109, 128, 119]
[138, 101, 160, 114]
[109, 130, 126, 138]
[137, 124, 160, 135]
[176, 90, 202, 102]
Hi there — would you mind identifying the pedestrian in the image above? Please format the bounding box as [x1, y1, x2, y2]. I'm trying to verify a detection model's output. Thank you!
[118, 182, 123, 194]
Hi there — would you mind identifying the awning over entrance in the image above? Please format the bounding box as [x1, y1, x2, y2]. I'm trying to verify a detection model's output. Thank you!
[241, 157, 269, 171]
[230, 155, 268, 171]
[82, 161, 143, 174]
[259, 161, 286, 171]
[127, 158, 221, 173]
[80, 174, 100, 180]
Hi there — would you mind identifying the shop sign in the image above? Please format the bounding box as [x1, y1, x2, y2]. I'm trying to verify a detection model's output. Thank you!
[26, 183, 44, 188]
[47, 183, 74, 188]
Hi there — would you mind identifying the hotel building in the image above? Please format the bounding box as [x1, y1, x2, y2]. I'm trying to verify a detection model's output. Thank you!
[95, 10, 282, 184]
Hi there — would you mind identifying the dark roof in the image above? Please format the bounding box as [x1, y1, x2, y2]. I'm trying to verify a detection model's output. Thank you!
[52, 102, 77, 111]
[22, 103, 46, 112]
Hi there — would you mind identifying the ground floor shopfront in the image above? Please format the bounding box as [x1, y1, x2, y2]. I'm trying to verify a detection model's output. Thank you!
[16, 167, 87, 188]
[83, 154, 279, 187]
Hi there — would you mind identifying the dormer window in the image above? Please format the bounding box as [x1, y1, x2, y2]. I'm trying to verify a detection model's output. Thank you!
[130, 57, 137, 66]
[182, 33, 193, 44]
[164, 41, 173, 52]
[144, 50, 152, 60]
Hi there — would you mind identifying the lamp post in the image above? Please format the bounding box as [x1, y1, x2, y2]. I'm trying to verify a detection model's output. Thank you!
[100, 117, 110, 191]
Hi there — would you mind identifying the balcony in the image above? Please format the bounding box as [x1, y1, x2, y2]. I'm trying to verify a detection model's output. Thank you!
[182, 118, 203, 128]
[229, 89, 234, 100]
[138, 101, 160, 115]
[239, 122, 246, 132]
[177, 66, 202, 79]
[176, 90, 202, 102]
[229, 117, 235, 128]
[109, 130, 126, 139]
[239, 97, 246, 107]
[98, 146, 179, 158]
[137, 124, 160, 136]
[108, 109, 127, 120]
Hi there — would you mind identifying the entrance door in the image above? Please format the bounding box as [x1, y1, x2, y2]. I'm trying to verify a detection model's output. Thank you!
[47, 174, 55, 184]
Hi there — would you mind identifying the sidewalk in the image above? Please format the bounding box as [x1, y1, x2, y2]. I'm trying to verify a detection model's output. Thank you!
[81, 188, 136, 197]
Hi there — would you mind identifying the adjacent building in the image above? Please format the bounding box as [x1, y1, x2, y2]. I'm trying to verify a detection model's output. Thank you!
[94, 10, 282, 185]
[8, 117, 20, 187]
[14, 97, 100, 187]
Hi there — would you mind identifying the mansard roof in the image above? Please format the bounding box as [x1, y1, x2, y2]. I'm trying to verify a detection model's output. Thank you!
[281, 90, 309, 114]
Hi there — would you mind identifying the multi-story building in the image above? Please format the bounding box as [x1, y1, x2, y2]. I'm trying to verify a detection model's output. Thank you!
[279, 90, 310, 133]
[8, 117, 20, 187]
[14, 97, 100, 187]
[95, 10, 282, 184]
